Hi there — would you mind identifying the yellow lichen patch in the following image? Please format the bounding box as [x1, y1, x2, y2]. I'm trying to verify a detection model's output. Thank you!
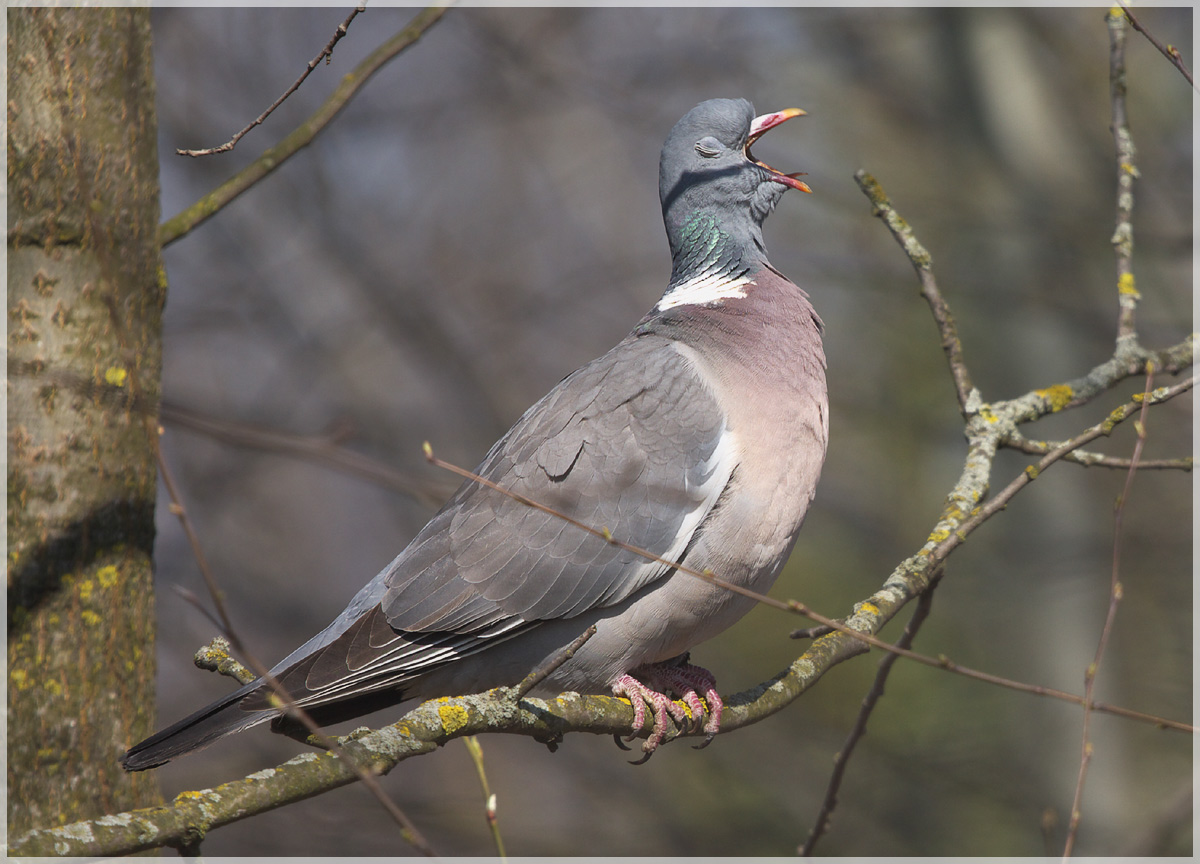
[1036, 384, 1074, 413]
[927, 528, 951, 544]
[81, 610, 101, 627]
[978, 406, 1000, 424]
[11, 669, 30, 691]
[104, 366, 128, 387]
[96, 565, 119, 588]
[856, 601, 881, 617]
[44, 679, 62, 697]
[77, 579, 95, 604]
[437, 703, 470, 735]
[1118, 272, 1140, 298]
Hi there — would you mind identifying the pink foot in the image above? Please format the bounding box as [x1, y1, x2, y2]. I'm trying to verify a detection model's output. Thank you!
[611, 657, 724, 762]
[644, 661, 723, 744]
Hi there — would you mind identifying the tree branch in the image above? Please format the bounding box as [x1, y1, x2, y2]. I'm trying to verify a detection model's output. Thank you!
[158, 4, 451, 247]
[854, 170, 974, 412]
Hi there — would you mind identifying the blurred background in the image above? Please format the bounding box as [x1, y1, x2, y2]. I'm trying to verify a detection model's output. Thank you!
[147, 6, 1192, 856]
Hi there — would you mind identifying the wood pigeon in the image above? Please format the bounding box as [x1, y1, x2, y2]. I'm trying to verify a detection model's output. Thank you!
[122, 97, 827, 771]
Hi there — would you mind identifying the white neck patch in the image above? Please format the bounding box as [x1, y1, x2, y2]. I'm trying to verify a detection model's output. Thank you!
[655, 270, 753, 312]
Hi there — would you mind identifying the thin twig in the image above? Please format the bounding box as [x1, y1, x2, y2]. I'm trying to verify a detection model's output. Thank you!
[462, 736, 507, 861]
[854, 170, 974, 412]
[1062, 364, 1154, 859]
[800, 585, 938, 856]
[159, 4, 451, 246]
[787, 600, 1190, 733]
[161, 401, 454, 510]
[789, 624, 834, 640]
[178, 5, 368, 157]
[1002, 429, 1192, 471]
[1115, 1, 1196, 90]
[514, 625, 598, 699]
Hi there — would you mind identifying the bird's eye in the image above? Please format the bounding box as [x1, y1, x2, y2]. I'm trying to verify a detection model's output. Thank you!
[694, 137, 723, 158]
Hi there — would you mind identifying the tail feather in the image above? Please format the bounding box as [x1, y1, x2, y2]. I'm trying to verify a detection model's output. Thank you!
[121, 679, 276, 772]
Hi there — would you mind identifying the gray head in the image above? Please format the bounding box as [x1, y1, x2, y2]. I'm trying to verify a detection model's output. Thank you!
[658, 98, 809, 288]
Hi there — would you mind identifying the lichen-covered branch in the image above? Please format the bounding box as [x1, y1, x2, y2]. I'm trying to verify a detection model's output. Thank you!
[1107, 7, 1140, 345]
[7, 666, 823, 857]
[1003, 429, 1193, 471]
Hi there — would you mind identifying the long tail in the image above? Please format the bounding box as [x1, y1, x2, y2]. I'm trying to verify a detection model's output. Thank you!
[120, 679, 276, 772]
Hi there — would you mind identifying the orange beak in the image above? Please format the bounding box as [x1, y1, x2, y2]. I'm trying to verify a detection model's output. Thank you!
[746, 108, 811, 193]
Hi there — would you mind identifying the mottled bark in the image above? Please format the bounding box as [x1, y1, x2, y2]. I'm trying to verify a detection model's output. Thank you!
[8, 7, 164, 834]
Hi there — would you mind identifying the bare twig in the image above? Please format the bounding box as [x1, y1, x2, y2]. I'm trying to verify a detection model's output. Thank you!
[1062, 374, 1155, 858]
[1115, 1, 1196, 90]
[463, 736, 507, 861]
[161, 401, 454, 510]
[159, 4, 451, 246]
[515, 625, 598, 699]
[789, 624, 834, 640]
[786, 599, 1191, 734]
[854, 170, 974, 412]
[800, 585, 938, 856]
[178, 5, 368, 157]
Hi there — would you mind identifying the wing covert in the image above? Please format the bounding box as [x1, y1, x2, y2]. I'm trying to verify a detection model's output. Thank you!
[381, 333, 736, 629]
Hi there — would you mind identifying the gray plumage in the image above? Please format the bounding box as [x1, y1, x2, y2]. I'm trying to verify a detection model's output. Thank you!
[122, 97, 827, 771]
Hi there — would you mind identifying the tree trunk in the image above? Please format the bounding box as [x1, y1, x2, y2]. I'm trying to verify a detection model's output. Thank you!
[8, 7, 164, 833]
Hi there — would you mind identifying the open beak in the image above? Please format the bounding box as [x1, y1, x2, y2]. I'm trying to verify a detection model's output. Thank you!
[746, 107, 811, 193]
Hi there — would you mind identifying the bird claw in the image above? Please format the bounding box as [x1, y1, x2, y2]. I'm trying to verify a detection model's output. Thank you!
[610, 659, 724, 762]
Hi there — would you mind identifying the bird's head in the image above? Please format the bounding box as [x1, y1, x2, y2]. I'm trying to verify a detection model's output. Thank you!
[658, 98, 808, 285]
